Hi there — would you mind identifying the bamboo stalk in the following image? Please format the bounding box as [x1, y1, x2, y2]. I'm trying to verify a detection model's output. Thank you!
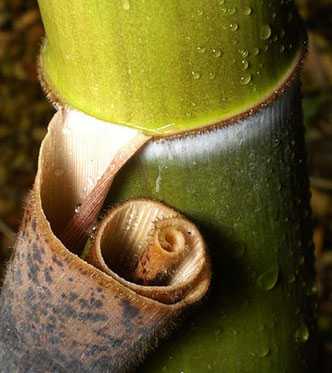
[37, 0, 304, 134]
[109, 78, 317, 372]
[0, 0, 317, 372]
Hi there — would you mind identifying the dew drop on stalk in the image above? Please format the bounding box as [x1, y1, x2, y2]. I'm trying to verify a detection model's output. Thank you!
[228, 7, 237, 15]
[257, 265, 279, 291]
[209, 72, 216, 80]
[260, 25, 272, 40]
[197, 46, 206, 54]
[241, 60, 249, 70]
[258, 346, 270, 358]
[192, 71, 201, 80]
[240, 74, 252, 86]
[212, 48, 222, 57]
[230, 23, 239, 31]
[295, 322, 310, 343]
[243, 6, 252, 16]
[239, 48, 249, 58]
[253, 47, 260, 56]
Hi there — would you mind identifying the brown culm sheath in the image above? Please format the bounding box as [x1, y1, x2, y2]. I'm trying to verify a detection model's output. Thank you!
[0, 110, 211, 372]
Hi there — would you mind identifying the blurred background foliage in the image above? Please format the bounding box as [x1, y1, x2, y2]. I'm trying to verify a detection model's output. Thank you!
[0, 0, 332, 371]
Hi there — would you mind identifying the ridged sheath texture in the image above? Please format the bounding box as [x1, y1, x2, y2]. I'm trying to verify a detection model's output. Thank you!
[0, 111, 210, 372]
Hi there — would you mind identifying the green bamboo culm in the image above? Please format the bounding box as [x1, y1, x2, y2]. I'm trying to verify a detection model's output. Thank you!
[36, 0, 317, 372]
[110, 84, 317, 373]
[38, 0, 303, 135]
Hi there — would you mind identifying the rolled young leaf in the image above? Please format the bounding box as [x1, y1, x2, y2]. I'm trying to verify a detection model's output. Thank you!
[0, 111, 211, 372]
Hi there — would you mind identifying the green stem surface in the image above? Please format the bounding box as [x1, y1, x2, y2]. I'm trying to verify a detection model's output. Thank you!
[36, 1, 316, 371]
[108, 81, 317, 372]
[38, 0, 303, 134]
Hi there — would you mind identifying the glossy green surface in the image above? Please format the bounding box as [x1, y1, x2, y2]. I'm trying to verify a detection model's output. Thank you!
[37, 0, 303, 134]
[108, 83, 317, 372]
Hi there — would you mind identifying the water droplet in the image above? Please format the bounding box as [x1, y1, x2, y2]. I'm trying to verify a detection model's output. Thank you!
[212, 48, 223, 58]
[228, 7, 237, 15]
[260, 25, 272, 40]
[230, 23, 239, 32]
[258, 346, 270, 358]
[197, 46, 206, 54]
[253, 47, 260, 56]
[192, 71, 201, 80]
[240, 74, 252, 86]
[295, 322, 310, 343]
[239, 49, 249, 58]
[122, 0, 130, 10]
[75, 204, 81, 214]
[243, 6, 252, 16]
[241, 60, 249, 70]
[197, 9, 204, 16]
[257, 265, 279, 290]
[280, 45, 285, 53]
[209, 72, 216, 80]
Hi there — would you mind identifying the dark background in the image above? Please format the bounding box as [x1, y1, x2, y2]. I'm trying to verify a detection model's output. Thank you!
[0, 0, 332, 371]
